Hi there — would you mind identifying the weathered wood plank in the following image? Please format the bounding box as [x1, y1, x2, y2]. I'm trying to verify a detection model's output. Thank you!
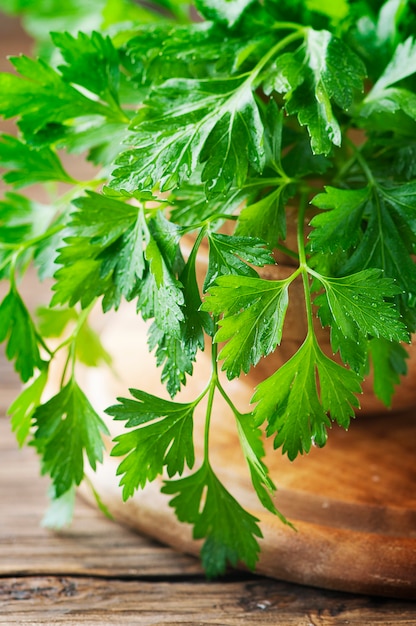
[0, 416, 203, 578]
[0, 576, 415, 625]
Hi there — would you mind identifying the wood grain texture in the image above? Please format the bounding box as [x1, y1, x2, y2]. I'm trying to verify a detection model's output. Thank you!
[0, 417, 202, 579]
[1, 576, 416, 625]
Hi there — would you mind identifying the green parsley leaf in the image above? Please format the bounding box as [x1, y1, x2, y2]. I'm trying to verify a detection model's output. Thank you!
[111, 74, 265, 195]
[37, 305, 112, 375]
[124, 22, 260, 88]
[194, 0, 256, 27]
[0, 134, 74, 187]
[316, 307, 369, 375]
[36, 306, 77, 338]
[137, 223, 185, 339]
[162, 462, 262, 577]
[369, 37, 416, 96]
[108, 389, 196, 498]
[252, 335, 361, 460]
[311, 182, 416, 299]
[267, 29, 365, 154]
[360, 37, 416, 119]
[8, 369, 48, 447]
[314, 269, 409, 344]
[146, 235, 211, 397]
[0, 56, 109, 142]
[32, 380, 110, 497]
[310, 186, 371, 253]
[203, 233, 274, 291]
[235, 411, 280, 517]
[236, 187, 292, 246]
[169, 183, 247, 228]
[0, 287, 44, 382]
[0, 192, 58, 278]
[147, 323, 196, 397]
[369, 337, 409, 407]
[51, 31, 121, 110]
[52, 191, 148, 310]
[202, 274, 289, 379]
[343, 184, 416, 296]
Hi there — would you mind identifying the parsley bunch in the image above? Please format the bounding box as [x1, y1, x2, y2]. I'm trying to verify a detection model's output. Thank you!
[1, 0, 416, 576]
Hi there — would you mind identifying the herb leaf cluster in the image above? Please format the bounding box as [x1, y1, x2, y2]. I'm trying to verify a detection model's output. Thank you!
[1, 0, 415, 576]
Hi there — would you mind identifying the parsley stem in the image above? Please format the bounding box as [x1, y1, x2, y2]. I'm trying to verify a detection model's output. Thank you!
[54, 301, 96, 385]
[204, 336, 219, 464]
[345, 137, 375, 185]
[274, 242, 299, 262]
[297, 192, 315, 334]
[271, 21, 308, 31]
[243, 176, 294, 188]
[250, 28, 305, 86]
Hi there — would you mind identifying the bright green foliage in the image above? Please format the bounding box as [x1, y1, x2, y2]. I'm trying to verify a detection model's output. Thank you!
[162, 462, 262, 578]
[369, 337, 409, 407]
[265, 28, 366, 154]
[310, 186, 371, 252]
[252, 336, 362, 460]
[111, 74, 266, 195]
[0, 0, 179, 60]
[311, 182, 416, 298]
[202, 275, 289, 378]
[0, 287, 44, 382]
[235, 104, 295, 245]
[52, 191, 149, 310]
[315, 269, 409, 343]
[362, 37, 416, 118]
[146, 234, 211, 397]
[148, 324, 197, 397]
[0, 56, 109, 141]
[195, 0, 256, 27]
[9, 370, 48, 446]
[32, 380, 110, 497]
[51, 31, 121, 109]
[137, 212, 185, 338]
[203, 233, 274, 291]
[235, 187, 290, 245]
[0, 192, 58, 278]
[36, 305, 112, 367]
[0, 0, 416, 580]
[108, 390, 196, 498]
[235, 411, 278, 516]
[0, 135, 74, 187]
[169, 184, 248, 228]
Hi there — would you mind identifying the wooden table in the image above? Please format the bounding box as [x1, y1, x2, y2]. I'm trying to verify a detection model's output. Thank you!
[0, 357, 415, 624]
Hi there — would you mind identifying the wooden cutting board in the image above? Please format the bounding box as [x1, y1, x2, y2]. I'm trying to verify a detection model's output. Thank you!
[79, 305, 416, 599]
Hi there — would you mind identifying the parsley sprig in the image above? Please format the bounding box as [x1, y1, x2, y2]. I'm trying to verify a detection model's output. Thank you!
[0, 0, 415, 575]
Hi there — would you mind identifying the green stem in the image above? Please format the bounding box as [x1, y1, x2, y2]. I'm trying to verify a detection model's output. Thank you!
[297, 192, 315, 334]
[243, 176, 294, 189]
[274, 242, 299, 262]
[271, 21, 308, 31]
[203, 338, 219, 465]
[216, 377, 244, 420]
[344, 137, 375, 185]
[53, 302, 96, 385]
[250, 28, 305, 87]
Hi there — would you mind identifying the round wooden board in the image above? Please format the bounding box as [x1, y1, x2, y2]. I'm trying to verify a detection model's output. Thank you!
[79, 305, 416, 599]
